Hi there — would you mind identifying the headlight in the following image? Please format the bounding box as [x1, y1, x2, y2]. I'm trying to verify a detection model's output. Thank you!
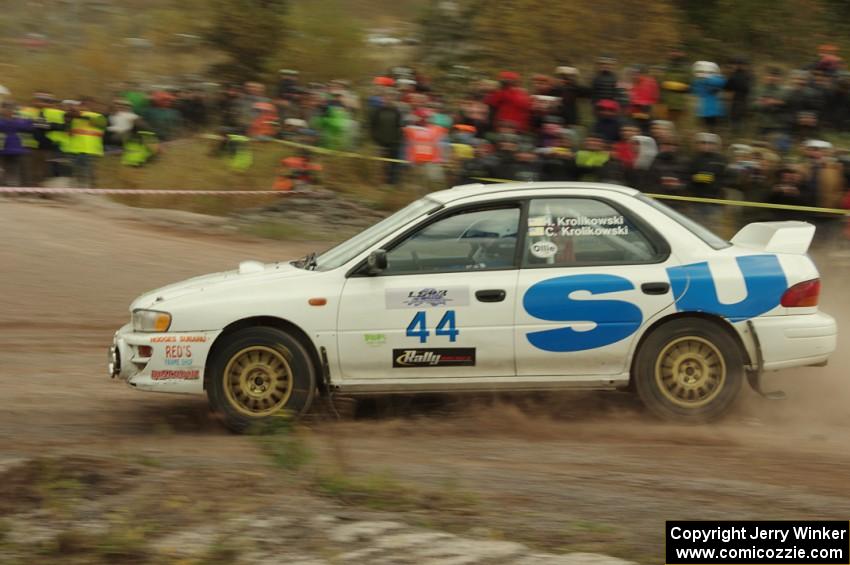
[132, 309, 172, 332]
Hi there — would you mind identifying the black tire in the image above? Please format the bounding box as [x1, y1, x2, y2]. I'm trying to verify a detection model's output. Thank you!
[633, 318, 743, 422]
[207, 327, 316, 433]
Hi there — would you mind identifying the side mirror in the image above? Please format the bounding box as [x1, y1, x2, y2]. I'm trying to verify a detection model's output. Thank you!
[366, 249, 388, 274]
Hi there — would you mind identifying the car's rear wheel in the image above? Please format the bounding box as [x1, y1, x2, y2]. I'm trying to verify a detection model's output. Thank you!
[208, 327, 315, 433]
[633, 319, 743, 422]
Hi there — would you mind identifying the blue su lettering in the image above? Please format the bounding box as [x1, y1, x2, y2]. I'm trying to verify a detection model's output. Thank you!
[523, 274, 643, 352]
[666, 255, 787, 322]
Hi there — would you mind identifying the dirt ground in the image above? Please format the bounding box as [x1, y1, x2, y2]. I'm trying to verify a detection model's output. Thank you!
[2, 197, 850, 564]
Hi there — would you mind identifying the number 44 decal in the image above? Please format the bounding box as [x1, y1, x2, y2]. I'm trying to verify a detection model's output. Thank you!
[406, 311, 459, 343]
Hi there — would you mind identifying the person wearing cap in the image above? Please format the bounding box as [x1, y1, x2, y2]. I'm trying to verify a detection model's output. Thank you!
[277, 69, 300, 102]
[576, 133, 618, 183]
[660, 48, 691, 126]
[248, 101, 279, 140]
[631, 135, 659, 190]
[691, 61, 726, 132]
[18, 93, 57, 185]
[483, 71, 532, 132]
[591, 56, 619, 108]
[612, 122, 641, 171]
[369, 91, 404, 185]
[539, 128, 578, 182]
[455, 97, 489, 138]
[121, 119, 159, 168]
[767, 164, 807, 219]
[458, 139, 498, 185]
[812, 70, 843, 132]
[106, 99, 140, 146]
[799, 139, 844, 212]
[552, 66, 585, 127]
[317, 93, 354, 151]
[723, 56, 753, 134]
[29, 94, 69, 179]
[648, 135, 688, 197]
[649, 119, 676, 144]
[753, 67, 787, 137]
[592, 99, 622, 144]
[403, 109, 447, 193]
[510, 142, 541, 182]
[814, 45, 843, 76]
[829, 73, 850, 132]
[782, 70, 822, 138]
[687, 132, 727, 227]
[66, 97, 107, 187]
[629, 65, 659, 132]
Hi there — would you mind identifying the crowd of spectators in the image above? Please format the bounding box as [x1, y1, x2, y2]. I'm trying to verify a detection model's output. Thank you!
[2, 45, 850, 231]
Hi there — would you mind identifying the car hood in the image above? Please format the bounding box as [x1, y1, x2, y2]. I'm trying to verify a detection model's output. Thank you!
[130, 261, 314, 311]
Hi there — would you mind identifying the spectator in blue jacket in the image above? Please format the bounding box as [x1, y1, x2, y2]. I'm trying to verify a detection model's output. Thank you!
[691, 61, 726, 131]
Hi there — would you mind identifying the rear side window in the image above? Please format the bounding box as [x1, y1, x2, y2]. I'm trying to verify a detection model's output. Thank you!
[638, 194, 730, 250]
[523, 198, 662, 267]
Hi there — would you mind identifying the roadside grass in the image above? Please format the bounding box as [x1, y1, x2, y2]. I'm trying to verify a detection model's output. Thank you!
[314, 469, 420, 511]
[252, 418, 314, 472]
[95, 136, 419, 220]
[252, 420, 480, 517]
[91, 523, 155, 563]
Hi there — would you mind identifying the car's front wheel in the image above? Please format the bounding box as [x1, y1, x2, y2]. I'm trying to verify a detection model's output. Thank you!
[633, 319, 744, 422]
[207, 327, 316, 433]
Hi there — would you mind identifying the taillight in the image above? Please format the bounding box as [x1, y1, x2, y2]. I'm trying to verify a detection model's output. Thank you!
[781, 279, 821, 307]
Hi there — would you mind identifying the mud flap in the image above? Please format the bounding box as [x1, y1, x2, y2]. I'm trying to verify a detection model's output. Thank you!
[745, 320, 786, 400]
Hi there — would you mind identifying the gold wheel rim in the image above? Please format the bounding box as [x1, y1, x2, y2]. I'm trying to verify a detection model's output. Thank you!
[654, 336, 726, 408]
[223, 345, 294, 417]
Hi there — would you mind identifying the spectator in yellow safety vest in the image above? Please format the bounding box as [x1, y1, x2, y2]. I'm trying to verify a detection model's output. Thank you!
[38, 96, 70, 178]
[67, 97, 107, 188]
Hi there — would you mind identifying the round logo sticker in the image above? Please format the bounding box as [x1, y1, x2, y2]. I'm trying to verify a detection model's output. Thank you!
[530, 240, 558, 259]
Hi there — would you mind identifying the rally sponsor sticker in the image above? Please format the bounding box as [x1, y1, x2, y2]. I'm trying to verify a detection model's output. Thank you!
[392, 348, 476, 368]
[364, 333, 386, 346]
[529, 240, 558, 259]
[151, 369, 200, 381]
[386, 287, 469, 309]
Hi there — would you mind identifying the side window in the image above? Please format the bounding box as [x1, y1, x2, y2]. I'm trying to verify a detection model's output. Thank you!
[384, 207, 520, 275]
[523, 198, 659, 267]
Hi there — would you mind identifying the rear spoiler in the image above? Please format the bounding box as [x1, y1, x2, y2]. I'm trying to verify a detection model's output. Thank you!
[730, 221, 816, 254]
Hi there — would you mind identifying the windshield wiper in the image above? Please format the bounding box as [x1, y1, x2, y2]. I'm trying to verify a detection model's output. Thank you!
[293, 251, 318, 270]
[305, 252, 318, 270]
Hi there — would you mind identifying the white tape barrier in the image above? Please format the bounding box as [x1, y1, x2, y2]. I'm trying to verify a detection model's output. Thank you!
[0, 187, 292, 195]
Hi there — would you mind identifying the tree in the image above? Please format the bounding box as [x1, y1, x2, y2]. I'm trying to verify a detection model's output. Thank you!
[205, 0, 288, 81]
[417, 0, 683, 78]
[283, 0, 369, 82]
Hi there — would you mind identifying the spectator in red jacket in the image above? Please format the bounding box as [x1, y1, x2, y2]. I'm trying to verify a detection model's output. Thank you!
[484, 71, 532, 132]
[630, 65, 660, 131]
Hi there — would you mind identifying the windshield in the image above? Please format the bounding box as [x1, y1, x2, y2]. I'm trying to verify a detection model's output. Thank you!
[638, 194, 730, 250]
[310, 197, 442, 271]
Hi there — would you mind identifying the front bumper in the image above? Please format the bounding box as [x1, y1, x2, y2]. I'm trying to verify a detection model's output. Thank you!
[749, 312, 837, 371]
[109, 323, 221, 395]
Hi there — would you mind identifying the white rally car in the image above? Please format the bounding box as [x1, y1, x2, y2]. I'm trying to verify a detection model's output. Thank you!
[110, 183, 837, 431]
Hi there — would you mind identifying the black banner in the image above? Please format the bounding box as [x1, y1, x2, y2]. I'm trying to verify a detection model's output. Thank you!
[666, 521, 849, 564]
[392, 348, 476, 368]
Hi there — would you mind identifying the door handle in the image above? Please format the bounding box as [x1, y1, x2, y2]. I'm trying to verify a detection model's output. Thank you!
[475, 289, 506, 303]
[641, 282, 670, 295]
